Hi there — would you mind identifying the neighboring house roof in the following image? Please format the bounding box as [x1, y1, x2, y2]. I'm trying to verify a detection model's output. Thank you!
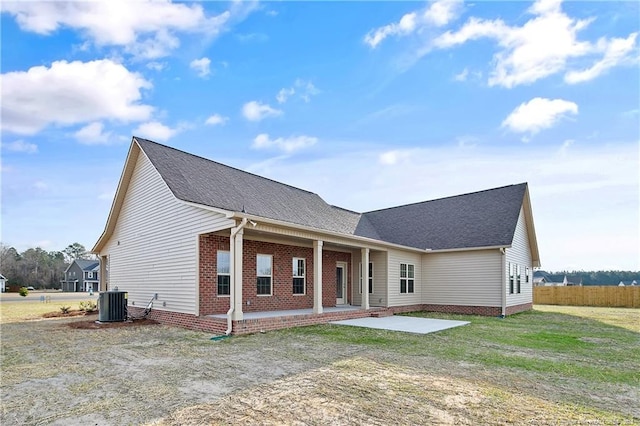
[65, 259, 100, 274]
[93, 137, 541, 265]
[0, 274, 6, 280]
[620, 280, 638, 286]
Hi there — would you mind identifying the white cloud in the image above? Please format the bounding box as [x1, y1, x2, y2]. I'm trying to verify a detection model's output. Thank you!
[1, 140, 38, 154]
[242, 101, 282, 122]
[252, 133, 317, 153]
[276, 79, 320, 104]
[502, 97, 578, 135]
[2, 1, 234, 59]
[146, 61, 167, 71]
[565, 33, 639, 84]
[378, 150, 414, 165]
[133, 121, 179, 142]
[364, 0, 462, 48]
[73, 122, 114, 145]
[190, 57, 211, 78]
[433, 0, 638, 88]
[0, 59, 153, 135]
[453, 68, 469, 81]
[205, 114, 228, 126]
[276, 87, 295, 104]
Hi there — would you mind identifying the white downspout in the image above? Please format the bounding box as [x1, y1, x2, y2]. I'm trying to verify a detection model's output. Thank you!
[500, 248, 506, 318]
[226, 218, 248, 335]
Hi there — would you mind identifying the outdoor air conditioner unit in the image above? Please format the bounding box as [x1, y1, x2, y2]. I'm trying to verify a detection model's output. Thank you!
[98, 290, 128, 322]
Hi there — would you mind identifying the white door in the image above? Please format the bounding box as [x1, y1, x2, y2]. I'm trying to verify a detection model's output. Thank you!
[336, 263, 347, 305]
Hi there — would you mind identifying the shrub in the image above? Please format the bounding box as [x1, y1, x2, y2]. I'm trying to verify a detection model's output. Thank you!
[79, 300, 97, 312]
[60, 306, 71, 314]
[18, 287, 28, 297]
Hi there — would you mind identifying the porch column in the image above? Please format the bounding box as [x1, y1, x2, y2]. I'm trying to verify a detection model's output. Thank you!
[99, 256, 107, 292]
[313, 240, 323, 314]
[361, 248, 370, 310]
[232, 228, 244, 321]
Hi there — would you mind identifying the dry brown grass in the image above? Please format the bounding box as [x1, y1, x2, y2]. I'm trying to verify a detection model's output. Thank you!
[153, 357, 633, 426]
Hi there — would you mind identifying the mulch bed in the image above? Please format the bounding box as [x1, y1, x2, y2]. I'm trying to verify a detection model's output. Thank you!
[67, 318, 160, 329]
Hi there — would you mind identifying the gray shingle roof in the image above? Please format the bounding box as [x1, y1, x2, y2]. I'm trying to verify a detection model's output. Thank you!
[135, 138, 379, 237]
[75, 259, 99, 271]
[135, 137, 527, 251]
[362, 184, 527, 250]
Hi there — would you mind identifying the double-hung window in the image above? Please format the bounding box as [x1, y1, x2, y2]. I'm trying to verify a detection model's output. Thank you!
[516, 264, 521, 294]
[359, 262, 373, 294]
[509, 263, 515, 294]
[400, 263, 415, 293]
[217, 251, 230, 296]
[292, 258, 305, 295]
[257, 254, 272, 295]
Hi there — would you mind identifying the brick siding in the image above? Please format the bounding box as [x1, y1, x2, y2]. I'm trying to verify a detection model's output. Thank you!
[199, 234, 352, 315]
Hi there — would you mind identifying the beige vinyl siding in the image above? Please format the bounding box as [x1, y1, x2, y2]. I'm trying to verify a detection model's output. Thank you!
[387, 249, 422, 307]
[423, 249, 502, 307]
[102, 151, 234, 314]
[370, 251, 387, 307]
[505, 208, 533, 307]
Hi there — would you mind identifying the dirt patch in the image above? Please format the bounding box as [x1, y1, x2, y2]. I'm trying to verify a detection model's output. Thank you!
[42, 309, 92, 319]
[67, 317, 160, 329]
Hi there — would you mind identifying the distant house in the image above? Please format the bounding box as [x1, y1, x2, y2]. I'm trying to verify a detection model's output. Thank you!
[563, 275, 583, 286]
[61, 259, 100, 292]
[91, 137, 541, 334]
[0, 274, 6, 292]
[619, 280, 637, 286]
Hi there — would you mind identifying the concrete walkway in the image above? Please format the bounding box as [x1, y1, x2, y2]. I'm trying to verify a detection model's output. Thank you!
[331, 316, 470, 334]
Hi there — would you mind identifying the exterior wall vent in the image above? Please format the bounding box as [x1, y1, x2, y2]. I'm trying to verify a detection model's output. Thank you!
[98, 291, 128, 322]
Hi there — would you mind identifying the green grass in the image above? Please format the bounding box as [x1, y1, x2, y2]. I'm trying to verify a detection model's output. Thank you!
[287, 307, 640, 387]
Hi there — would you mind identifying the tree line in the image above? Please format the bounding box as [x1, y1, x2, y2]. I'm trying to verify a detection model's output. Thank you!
[546, 270, 640, 285]
[0, 243, 95, 289]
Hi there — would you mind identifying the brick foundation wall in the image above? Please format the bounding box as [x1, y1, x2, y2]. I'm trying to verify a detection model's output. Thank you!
[421, 304, 503, 316]
[129, 306, 228, 334]
[506, 302, 532, 315]
[199, 234, 352, 315]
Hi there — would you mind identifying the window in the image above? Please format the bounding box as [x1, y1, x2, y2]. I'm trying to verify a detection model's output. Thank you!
[292, 258, 305, 295]
[87, 271, 93, 279]
[525, 267, 530, 285]
[359, 262, 373, 294]
[516, 264, 521, 294]
[257, 254, 272, 295]
[400, 263, 415, 293]
[509, 263, 515, 294]
[217, 251, 230, 296]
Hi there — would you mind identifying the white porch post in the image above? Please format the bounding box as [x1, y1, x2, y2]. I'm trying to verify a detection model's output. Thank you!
[361, 248, 370, 310]
[313, 240, 323, 314]
[99, 255, 107, 292]
[232, 228, 244, 321]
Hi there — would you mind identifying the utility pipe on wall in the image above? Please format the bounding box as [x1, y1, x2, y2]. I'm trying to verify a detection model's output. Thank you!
[500, 247, 506, 318]
[226, 218, 248, 336]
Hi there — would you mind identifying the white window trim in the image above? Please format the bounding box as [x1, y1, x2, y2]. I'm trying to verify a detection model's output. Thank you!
[257, 254, 273, 296]
[292, 257, 306, 296]
[400, 263, 415, 294]
[358, 262, 374, 294]
[217, 250, 231, 298]
[509, 262, 515, 294]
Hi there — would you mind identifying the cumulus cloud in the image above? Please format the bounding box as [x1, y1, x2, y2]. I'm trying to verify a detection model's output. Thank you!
[2, 0, 234, 59]
[276, 87, 295, 104]
[74, 122, 113, 145]
[205, 114, 228, 126]
[1, 140, 38, 154]
[242, 101, 282, 122]
[433, 0, 638, 87]
[364, 0, 462, 48]
[190, 57, 211, 78]
[502, 97, 578, 134]
[133, 121, 180, 142]
[252, 133, 317, 153]
[0, 59, 153, 135]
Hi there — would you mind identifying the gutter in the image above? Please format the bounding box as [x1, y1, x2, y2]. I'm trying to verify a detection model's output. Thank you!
[226, 218, 249, 336]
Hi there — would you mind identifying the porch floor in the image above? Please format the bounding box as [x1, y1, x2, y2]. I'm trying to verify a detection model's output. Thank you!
[209, 305, 365, 320]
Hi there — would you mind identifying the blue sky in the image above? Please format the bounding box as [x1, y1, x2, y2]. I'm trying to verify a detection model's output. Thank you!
[1, 0, 638, 271]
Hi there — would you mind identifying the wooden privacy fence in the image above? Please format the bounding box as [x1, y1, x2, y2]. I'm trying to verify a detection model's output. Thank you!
[534, 286, 640, 308]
